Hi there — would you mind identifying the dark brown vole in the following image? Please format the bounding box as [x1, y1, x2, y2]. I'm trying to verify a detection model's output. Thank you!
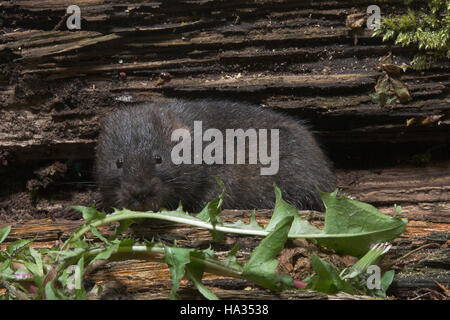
[95, 99, 336, 212]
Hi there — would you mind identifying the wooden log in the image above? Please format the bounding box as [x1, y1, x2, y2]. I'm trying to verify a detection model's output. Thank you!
[0, 0, 448, 165]
[1, 161, 448, 299]
[0, 206, 448, 299]
[0, 0, 448, 300]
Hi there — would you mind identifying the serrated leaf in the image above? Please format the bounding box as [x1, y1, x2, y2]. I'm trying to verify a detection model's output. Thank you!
[7, 239, 34, 256]
[226, 185, 319, 236]
[265, 184, 298, 232]
[289, 215, 322, 235]
[89, 242, 119, 266]
[163, 244, 192, 300]
[52, 247, 87, 262]
[225, 218, 264, 231]
[242, 216, 294, 291]
[306, 254, 357, 294]
[110, 219, 135, 240]
[89, 226, 110, 245]
[224, 210, 264, 232]
[70, 205, 105, 224]
[185, 251, 219, 300]
[316, 191, 408, 257]
[269, 184, 321, 235]
[195, 179, 226, 242]
[224, 243, 243, 272]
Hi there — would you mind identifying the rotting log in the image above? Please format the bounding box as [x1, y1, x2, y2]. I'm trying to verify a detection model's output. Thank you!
[0, 0, 449, 166]
[0, 0, 449, 299]
[1, 161, 449, 299]
[0, 206, 448, 300]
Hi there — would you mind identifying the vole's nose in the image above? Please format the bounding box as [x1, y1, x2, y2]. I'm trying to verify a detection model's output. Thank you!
[122, 179, 161, 204]
[121, 184, 153, 211]
[128, 186, 153, 202]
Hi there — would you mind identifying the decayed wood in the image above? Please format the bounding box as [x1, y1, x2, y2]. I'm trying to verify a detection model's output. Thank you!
[0, 207, 448, 299]
[0, 0, 449, 299]
[1, 161, 448, 299]
[0, 0, 449, 163]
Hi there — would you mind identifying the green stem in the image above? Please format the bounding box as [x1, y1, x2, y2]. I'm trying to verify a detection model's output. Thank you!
[63, 211, 269, 249]
[63, 210, 405, 251]
[79, 244, 244, 280]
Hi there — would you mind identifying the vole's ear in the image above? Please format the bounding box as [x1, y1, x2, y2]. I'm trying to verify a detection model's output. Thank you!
[165, 109, 190, 133]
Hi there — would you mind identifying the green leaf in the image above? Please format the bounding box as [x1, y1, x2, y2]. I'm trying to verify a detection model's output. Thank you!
[185, 251, 219, 300]
[306, 254, 357, 295]
[89, 242, 119, 265]
[163, 244, 192, 300]
[51, 247, 87, 262]
[394, 204, 402, 215]
[0, 226, 11, 244]
[0, 258, 11, 274]
[58, 267, 70, 289]
[118, 238, 134, 249]
[315, 191, 408, 257]
[381, 270, 395, 293]
[89, 225, 110, 245]
[242, 216, 294, 291]
[29, 247, 44, 277]
[62, 186, 407, 260]
[390, 77, 411, 103]
[342, 242, 392, 279]
[70, 205, 105, 224]
[75, 256, 86, 300]
[7, 239, 34, 256]
[224, 243, 243, 272]
[110, 219, 135, 240]
[226, 185, 320, 236]
[265, 184, 298, 232]
[195, 179, 226, 242]
[23, 260, 39, 277]
[224, 211, 264, 231]
[23, 248, 45, 295]
[372, 269, 395, 298]
[44, 281, 68, 300]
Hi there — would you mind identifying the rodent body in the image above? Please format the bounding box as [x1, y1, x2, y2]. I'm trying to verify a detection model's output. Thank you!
[95, 99, 336, 212]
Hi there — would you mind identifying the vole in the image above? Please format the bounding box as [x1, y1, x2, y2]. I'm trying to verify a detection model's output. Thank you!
[95, 99, 336, 213]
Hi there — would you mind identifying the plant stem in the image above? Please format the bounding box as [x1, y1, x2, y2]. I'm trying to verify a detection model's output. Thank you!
[84, 244, 245, 279]
[63, 211, 269, 249]
[64, 209, 396, 250]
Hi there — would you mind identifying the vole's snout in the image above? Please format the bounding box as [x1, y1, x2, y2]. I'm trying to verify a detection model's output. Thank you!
[120, 179, 162, 211]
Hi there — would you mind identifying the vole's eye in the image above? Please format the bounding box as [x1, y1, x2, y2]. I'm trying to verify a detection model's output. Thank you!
[116, 158, 124, 169]
[154, 155, 162, 164]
